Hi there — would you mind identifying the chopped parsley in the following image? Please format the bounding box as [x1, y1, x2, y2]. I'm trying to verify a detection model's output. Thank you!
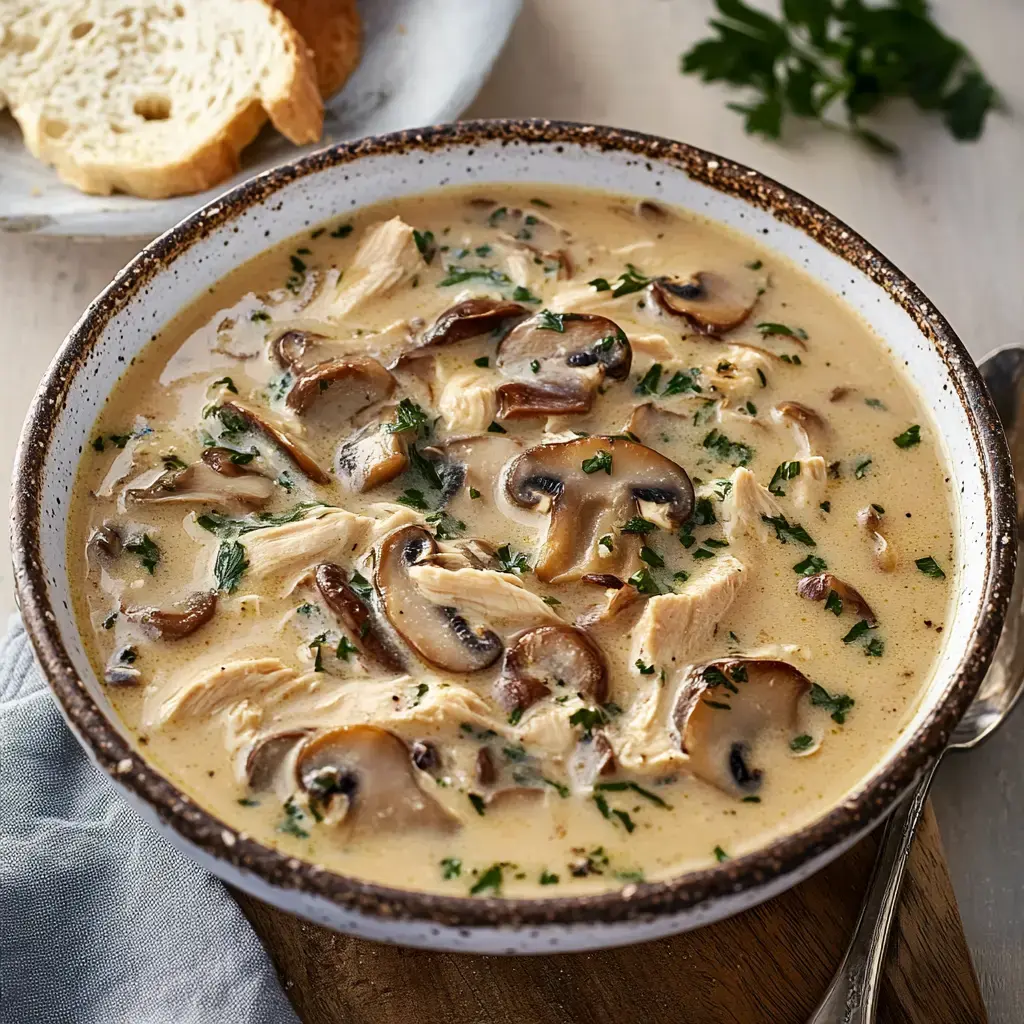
[336, 636, 359, 661]
[768, 460, 801, 496]
[487, 421, 508, 434]
[469, 863, 503, 895]
[762, 514, 816, 546]
[595, 780, 671, 809]
[635, 659, 656, 675]
[662, 368, 702, 395]
[793, 554, 827, 575]
[581, 449, 613, 475]
[702, 428, 754, 467]
[349, 572, 373, 601]
[915, 555, 946, 579]
[214, 540, 249, 593]
[865, 397, 886, 409]
[588, 263, 652, 298]
[396, 488, 429, 511]
[125, 534, 160, 574]
[425, 510, 465, 540]
[639, 545, 665, 568]
[537, 309, 584, 332]
[440, 857, 462, 880]
[854, 457, 873, 479]
[278, 797, 309, 839]
[713, 846, 729, 863]
[413, 228, 437, 263]
[621, 516, 657, 535]
[329, 222, 353, 238]
[540, 870, 560, 885]
[568, 706, 609, 738]
[893, 424, 922, 448]
[512, 285, 541, 303]
[473, 356, 490, 368]
[439, 266, 511, 288]
[757, 322, 808, 340]
[211, 376, 238, 394]
[386, 398, 430, 436]
[468, 793, 487, 817]
[790, 734, 814, 752]
[810, 683, 855, 724]
[636, 363, 663, 395]
[865, 637, 885, 657]
[842, 619, 872, 644]
[627, 567, 662, 595]
[495, 544, 531, 574]
[825, 590, 843, 616]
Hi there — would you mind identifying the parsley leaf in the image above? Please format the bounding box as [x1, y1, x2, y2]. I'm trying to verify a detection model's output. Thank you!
[386, 398, 429, 436]
[762, 513, 815, 546]
[125, 534, 160, 574]
[581, 449, 613, 475]
[915, 555, 946, 579]
[703, 428, 754, 467]
[894, 424, 922, 448]
[214, 540, 249, 593]
[495, 544, 531, 574]
[793, 554, 827, 576]
[810, 682, 855, 724]
[470, 863, 503, 895]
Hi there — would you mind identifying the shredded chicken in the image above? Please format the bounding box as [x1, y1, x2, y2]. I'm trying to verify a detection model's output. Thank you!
[705, 345, 774, 401]
[407, 565, 562, 628]
[720, 468, 782, 545]
[615, 555, 747, 772]
[790, 456, 828, 510]
[435, 367, 497, 433]
[329, 218, 423, 319]
[239, 509, 380, 595]
[495, 239, 546, 293]
[152, 658, 307, 727]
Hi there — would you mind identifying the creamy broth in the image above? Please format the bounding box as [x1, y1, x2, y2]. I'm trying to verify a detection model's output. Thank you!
[69, 186, 955, 896]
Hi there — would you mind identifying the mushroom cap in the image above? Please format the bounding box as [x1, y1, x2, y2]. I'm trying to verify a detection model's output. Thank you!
[494, 311, 632, 419]
[857, 506, 898, 572]
[674, 659, 813, 797]
[796, 571, 877, 626]
[651, 270, 761, 335]
[772, 401, 830, 455]
[313, 562, 404, 673]
[374, 525, 503, 673]
[285, 355, 396, 416]
[122, 591, 218, 641]
[421, 434, 523, 512]
[200, 447, 257, 478]
[272, 329, 325, 372]
[245, 729, 312, 792]
[416, 298, 529, 352]
[126, 458, 275, 509]
[294, 725, 457, 834]
[495, 625, 608, 712]
[504, 436, 694, 583]
[87, 522, 122, 563]
[335, 422, 409, 493]
[219, 401, 330, 485]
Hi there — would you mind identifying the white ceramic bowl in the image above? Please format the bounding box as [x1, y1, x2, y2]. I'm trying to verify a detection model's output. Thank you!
[11, 120, 1015, 954]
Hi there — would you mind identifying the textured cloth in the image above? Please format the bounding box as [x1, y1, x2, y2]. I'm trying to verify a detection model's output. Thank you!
[0, 616, 300, 1024]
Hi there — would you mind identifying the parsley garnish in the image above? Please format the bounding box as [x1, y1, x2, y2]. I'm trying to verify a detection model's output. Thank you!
[329, 223, 353, 238]
[469, 863, 503, 895]
[439, 266, 510, 288]
[537, 309, 583, 332]
[915, 555, 946, 579]
[487, 421, 507, 434]
[386, 398, 429, 436]
[842, 619, 872, 644]
[810, 682, 855, 724]
[589, 263, 652, 298]
[793, 554, 827, 575]
[595, 781, 671, 809]
[636, 364, 662, 395]
[397, 489, 429, 510]
[214, 540, 248, 593]
[713, 846, 729, 863]
[441, 857, 462, 880]
[621, 516, 657, 535]
[894, 424, 922, 448]
[211, 376, 238, 394]
[762, 513, 816, 546]
[512, 285, 541, 303]
[336, 636, 359, 661]
[703, 428, 754, 467]
[639, 545, 664, 568]
[569, 706, 609, 738]
[473, 356, 489, 368]
[768, 460, 801, 496]
[635, 659, 656, 675]
[540, 870, 560, 885]
[125, 534, 160, 574]
[854, 458, 873, 479]
[825, 590, 843, 616]
[662, 367, 702, 395]
[790, 734, 814, 752]
[627, 567, 662, 595]
[468, 793, 487, 817]
[278, 796, 309, 839]
[680, 0, 1000, 153]
[581, 449, 613, 475]
[495, 544, 530, 574]
[757, 322, 807, 340]
[425, 510, 465, 540]
[413, 228, 437, 263]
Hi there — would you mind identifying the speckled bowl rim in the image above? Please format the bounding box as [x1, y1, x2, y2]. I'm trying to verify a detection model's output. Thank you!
[11, 119, 1017, 932]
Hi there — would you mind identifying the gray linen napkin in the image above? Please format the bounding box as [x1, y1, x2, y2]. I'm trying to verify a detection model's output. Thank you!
[0, 616, 300, 1024]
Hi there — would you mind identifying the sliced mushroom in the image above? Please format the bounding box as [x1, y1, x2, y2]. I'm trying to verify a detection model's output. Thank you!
[410, 739, 440, 772]
[87, 522, 122, 562]
[285, 356, 396, 416]
[218, 401, 329, 485]
[495, 625, 607, 712]
[577, 575, 644, 627]
[494, 311, 632, 419]
[122, 591, 218, 640]
[420, 434, 523, 514]
[475, 747, 497, 786]
[771, 401, 830, 455]
[335, 422, 409, 492]
[504, 436, 694, 582]
[273, 329, 325, 372]
[412, 298, 529, 355]
[314, 562, 404, 673]
[104, 646, 142, 687]
[674, 659, 813, 797]
[829, 386, 853, 402]
[295, 725, 457, 833]
[651, 270, 761, 334]
[485, 787, 546, 811]
[858, 506, 897, 572]
[797, 572, 877, 626]
[126, 458, 274, 510]
[245, 729, 312, 791]
[624, 403, 691, 449]
[374, 525, 503, 672]
[201, 447, 260, 478]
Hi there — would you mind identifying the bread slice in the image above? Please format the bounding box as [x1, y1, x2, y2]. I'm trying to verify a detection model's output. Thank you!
[0, 0, 323, 199]
[274, 0, 362, 98]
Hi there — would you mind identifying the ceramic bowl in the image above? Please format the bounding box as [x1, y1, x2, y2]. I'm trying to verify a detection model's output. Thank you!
[11, 120, 1016, 954]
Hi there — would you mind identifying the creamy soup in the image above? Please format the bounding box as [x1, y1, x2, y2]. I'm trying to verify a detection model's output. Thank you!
[69, 186, 955, 897]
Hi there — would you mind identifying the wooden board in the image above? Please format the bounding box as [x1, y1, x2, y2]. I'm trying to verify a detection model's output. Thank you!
[234, 803, 986, 1024]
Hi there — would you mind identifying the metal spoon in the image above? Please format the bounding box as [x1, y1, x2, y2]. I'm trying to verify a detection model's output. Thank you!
[808, 344, 1024, 1024]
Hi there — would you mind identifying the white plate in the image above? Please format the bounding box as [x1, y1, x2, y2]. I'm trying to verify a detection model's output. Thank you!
[0, 0, 521, 239]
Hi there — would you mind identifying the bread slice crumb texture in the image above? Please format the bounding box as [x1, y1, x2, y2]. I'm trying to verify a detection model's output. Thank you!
[0, 0, 323, 198]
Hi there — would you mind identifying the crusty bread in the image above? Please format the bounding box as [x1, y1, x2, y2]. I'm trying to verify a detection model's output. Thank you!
[274, 0, 362, 98]
[0, 0, 323, 199]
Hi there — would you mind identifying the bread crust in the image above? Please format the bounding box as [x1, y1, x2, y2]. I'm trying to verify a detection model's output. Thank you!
[0, 0, 325, 199]
[274, 0, 363, 98]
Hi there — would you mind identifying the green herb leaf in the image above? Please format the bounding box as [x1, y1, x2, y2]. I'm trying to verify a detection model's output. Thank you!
[756, 322, 807, 340]
[468, 793, 487, 817]
[854, 458, 873, 479]
[762, 513, 815, 546]
[790, 733, 814, 752]
[713, 845, 729, 863]
[639, 545, 664, 568]
[703, 428, 754, 467]
[621, 516, 657, 535]
[915, 555, 946, 579]
[441, 857, 462, 879]
[793, 554, 827, 576]
[214, 540, 248, 593]
[581, 449, 613, 475]
[768, 460, 801, 496]
[495, 544, 531, 574]
[540, 870, 560, 885]
[894, 424, 922, 448]
[662, 368, 702, 396]
[636, 364, 662, 395]
[825, 590, 843, 616]
[469, 863, 503, 895]
[810, 682, 855, 724]
[627, 567, 662, 596]
[396, 488, 429, 511]
[125, 534, 160, 574]
[413, 228, 437, 263]
[386, 398, 429, 436]
[329, 223, 353, 239]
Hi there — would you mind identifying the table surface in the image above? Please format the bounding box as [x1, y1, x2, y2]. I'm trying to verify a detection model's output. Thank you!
[2, 0, 1021, 1018]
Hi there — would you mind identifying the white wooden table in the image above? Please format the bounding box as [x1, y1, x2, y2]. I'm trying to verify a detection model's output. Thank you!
[2, 0, 1021, 1018]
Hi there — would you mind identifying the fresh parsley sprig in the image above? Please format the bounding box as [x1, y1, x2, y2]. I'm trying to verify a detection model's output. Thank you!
[681, 0, 1000, 154]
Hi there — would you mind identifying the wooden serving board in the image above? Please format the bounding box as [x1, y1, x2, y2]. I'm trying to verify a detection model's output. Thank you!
[234, 804, 986, 1024]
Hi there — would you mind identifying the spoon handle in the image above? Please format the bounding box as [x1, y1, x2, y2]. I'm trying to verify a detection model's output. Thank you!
[806, 759, 940, 1024]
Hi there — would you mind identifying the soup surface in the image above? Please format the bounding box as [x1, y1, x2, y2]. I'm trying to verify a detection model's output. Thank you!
[69, 185, 955, 897]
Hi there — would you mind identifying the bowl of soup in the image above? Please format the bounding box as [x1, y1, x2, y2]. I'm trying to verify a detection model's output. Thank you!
[11, 120, 1015, 953]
